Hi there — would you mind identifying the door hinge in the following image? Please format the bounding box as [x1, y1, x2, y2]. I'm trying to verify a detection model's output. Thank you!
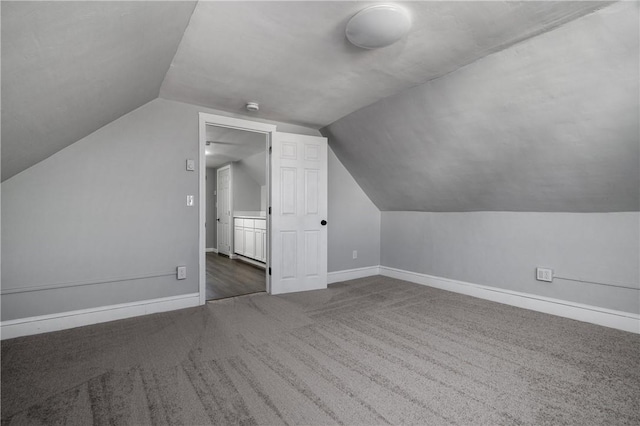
[268, 206, 271, 215]
[268, 267, 271, 276]
[269, 146, 272, 155]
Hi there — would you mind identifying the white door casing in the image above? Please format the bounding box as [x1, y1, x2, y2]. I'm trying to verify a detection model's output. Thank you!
[216, 165, 231, 256]
[270, 132, 328, 295]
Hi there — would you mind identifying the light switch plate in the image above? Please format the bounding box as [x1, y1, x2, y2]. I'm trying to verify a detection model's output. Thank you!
[187, 195, 194, 206]
[186, 159, 195, 171]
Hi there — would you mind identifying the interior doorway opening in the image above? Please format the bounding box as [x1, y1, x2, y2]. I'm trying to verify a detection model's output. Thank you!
[198, 113, 276, 305]
[205, 125, 268, 300]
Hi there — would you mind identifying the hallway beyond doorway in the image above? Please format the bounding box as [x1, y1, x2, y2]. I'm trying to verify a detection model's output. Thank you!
[206, 253, 265, 300]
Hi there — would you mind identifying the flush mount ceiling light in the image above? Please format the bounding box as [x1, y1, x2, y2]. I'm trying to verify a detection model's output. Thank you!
[246, 102, 259, 112]
[345, 4, 411, 49]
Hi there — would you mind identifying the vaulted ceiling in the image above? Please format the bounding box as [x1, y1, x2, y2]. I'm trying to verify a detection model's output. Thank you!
[2, 1, 636, 212]
[1, 1, 197, 181]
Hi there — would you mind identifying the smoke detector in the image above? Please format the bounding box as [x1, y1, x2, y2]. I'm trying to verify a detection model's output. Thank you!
[246, 102, 259, 112]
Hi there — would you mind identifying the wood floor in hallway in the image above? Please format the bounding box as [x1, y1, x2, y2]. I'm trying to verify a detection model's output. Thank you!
[206, 252, 266, 300]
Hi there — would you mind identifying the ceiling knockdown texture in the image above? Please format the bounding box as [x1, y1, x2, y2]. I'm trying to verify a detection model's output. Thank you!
[1, 1, 196, 181]
[323, 1, 639, 212]
[160, 1, 610, 129]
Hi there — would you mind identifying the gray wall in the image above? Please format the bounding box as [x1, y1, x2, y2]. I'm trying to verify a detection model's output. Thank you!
[381, 212, 640, 314]
[328, 148, 380, 272]
[1, 98, 326, 321]
[206, 168, 217, 250]
[2, 99, 200, 320]
[238, 151, 266, 186]
[232, 162, 261, 212]
[2, 97, 380, 321]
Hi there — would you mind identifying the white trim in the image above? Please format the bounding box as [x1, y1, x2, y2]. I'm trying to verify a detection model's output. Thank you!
[235, 255, 267, 269]
[199, 114, 207, 306]
[198, 113, 277, 134]
[328, 266, 380, 284]
[205, 248, 218, 253]
[379, 266, 640, 334]
[1, 293, 200, 340]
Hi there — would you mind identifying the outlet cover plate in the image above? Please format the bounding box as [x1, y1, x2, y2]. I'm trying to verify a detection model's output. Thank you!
[177, 266, 187, 280]
[536, 267, 553, 282]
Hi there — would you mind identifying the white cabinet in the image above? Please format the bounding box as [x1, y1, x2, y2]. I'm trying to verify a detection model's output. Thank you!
[255, 229, 265, 262]
[234, 219, 245, 255]
[244, 229, 256, 259]
[234, 218, 266, 263]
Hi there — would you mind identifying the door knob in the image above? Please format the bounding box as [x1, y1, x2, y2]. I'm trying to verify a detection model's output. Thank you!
[321, 220, 327, 226]
[217, 218, 220, 222]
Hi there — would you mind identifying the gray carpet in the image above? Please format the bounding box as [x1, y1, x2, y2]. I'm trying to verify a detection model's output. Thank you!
[2, 276, 639, 425]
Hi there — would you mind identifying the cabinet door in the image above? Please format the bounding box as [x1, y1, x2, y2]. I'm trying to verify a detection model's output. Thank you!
[255, 229, 264, 262]
[234, 226, 244, 255]
[261, 229, 267, 262]
[244, 228, 256, 259]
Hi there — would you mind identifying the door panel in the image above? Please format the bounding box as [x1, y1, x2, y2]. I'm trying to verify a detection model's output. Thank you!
[271, 132, 327, 294]
[244, 227, 256, 259]
[217, 166, 231, 255]
[234, 224, 244, 255]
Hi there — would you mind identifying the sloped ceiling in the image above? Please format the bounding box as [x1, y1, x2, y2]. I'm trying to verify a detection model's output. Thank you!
[3, 1, 634, 213]
[1, 1, 196, 181]
[160, 1, 610, 129]
[323, 1, 639, 212]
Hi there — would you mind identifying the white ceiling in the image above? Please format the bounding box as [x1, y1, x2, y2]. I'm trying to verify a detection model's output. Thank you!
[205, 125, 266, 169]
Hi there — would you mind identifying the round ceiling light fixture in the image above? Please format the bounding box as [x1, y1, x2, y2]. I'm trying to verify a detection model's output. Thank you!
[345, 4, 411, 49]
[246, 102, 259, 112]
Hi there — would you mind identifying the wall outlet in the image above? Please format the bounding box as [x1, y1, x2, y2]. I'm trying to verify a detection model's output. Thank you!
[186, 159, 195, 171]
[186, 195, 194, 206]
[536, 267, 553, 282]
[177, 266, 187, 280]
[353, 250, 358, 259]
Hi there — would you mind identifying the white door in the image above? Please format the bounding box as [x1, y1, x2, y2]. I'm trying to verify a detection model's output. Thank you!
[217, 165, 231, 255]
[270, 132, 328, 294]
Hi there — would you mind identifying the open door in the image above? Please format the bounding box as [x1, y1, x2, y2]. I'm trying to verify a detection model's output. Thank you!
[270, 132, 328, 294]
[216, 164, 231, 256]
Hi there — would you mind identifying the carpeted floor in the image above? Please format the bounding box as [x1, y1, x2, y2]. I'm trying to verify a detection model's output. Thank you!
[2, 276, 639, 425]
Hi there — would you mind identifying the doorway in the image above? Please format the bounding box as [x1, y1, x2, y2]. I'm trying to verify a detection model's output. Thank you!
[198, 114, 276, 304]
[198, 113, 329, 304]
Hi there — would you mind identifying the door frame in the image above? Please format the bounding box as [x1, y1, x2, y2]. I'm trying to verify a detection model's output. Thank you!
[198, 113, 276, 305]
[215, 164, 232, 257]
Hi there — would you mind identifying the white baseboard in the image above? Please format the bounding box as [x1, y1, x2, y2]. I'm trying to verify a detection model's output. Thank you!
[1, 293, 200, 340]
[379, 266, 640, 334]
[205, 248, 218, 253]
[235, 255, 267, 269]
[328, 266, 381, 284]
